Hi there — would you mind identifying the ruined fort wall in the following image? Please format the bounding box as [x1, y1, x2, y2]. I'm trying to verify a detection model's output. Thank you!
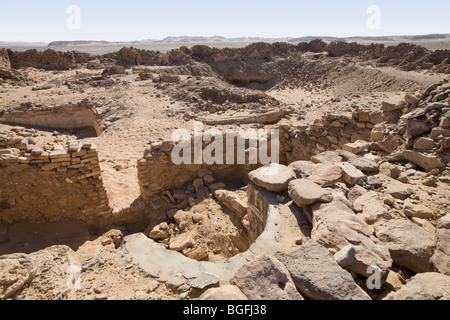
[280, 109, 379, 163]
[137, 109, 375, 204]
[0, 104, 102, 137]
[138, 136, 261, 205]
[0, 137, 112, 224]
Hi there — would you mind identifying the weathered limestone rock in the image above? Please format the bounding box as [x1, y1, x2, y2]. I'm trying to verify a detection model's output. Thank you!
[375, 219, 435, 273]
[231, 255, 303, 300]
[348, 157, 379, 173]
[413, 137, 435, 151]
[404, 93, 421, 104]
[311, 151, 343, 164]
[381, 100, 405, 112]
[385, 273, 450, 300]
[377, 135, 402, 154]
[199, 285, 248, 300]
[380, 175, 412, 200]
[404, 202, 438, 220]
[406, 119, 431, 139]
[169, 232, 194, 252]
[279, 240, 370, 300]
[288, 179, 333, 207]
[248, 164, 296, 192]
[0, 254, 35, 300]
[402, 150, 446, 172]
[148, 223, 169, 240]
[353, 191, 390, 225]
[336, 162, 367, 186]
[213, 190, 248, 218]
[288, 161, 315, 179]
[334, 245, 356, 268]
[431, 215, 450, 275]
[188, 272, 220, 290]
[343, 140, 370, 155]
[309, 163, 343, 187]
[311, 199, 392, 277]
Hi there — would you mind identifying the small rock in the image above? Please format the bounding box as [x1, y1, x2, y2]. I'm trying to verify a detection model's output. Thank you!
[94, 294, 108, 300]
[334, 245, 356, 268]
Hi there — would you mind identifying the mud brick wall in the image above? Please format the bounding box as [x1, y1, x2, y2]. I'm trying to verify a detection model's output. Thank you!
[0, 138, 112, 224]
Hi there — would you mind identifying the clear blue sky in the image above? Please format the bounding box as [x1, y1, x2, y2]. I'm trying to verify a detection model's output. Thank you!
[1, 0, 449, 42]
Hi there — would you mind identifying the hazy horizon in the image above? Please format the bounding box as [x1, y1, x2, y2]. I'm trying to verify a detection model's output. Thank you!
[1, 0, 449, 43]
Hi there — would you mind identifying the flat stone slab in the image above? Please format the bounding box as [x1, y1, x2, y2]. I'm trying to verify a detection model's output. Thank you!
[248, 164, 296, 192]
[279, 240, 370, 300]
[188, 272, 220, 290]
[288, 179, 333, 207]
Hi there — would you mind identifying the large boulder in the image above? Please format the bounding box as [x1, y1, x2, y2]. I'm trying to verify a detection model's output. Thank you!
[336, 162, 367, 186]
[248, 164, 296, 192]
[353, 191, 390, 225]
[231, 255, 304, 300]
[308, 163, 343, 187]
[431, 215, 450, 275]
[348, 157, 380, 173]
[288, 161, 315, 179]
[279, 240, 370, 300]
[385, 273, 450, 300]
[375, 219, 435, 273]
[311, 199, 392, 277]
[288, 179, 333, 207]
[380, 174, 412, 200]
[402, 150, 446, 172]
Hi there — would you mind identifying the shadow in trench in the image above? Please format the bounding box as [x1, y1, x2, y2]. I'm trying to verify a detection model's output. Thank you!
[0, 220, 96, 256]
[288, 202, 312, 239]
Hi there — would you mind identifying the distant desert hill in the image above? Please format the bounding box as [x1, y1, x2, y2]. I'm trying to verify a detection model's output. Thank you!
[44, 34, 450, 47]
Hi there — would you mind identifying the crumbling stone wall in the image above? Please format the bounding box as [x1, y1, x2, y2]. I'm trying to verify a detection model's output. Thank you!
[0, 49, 10, 69]
[0, 137, 112, 224]
[281, 109, 375, 163]
[0, 104, 102, 137]
[138, 135, 262, 205]
[138, 110, 374, 206]
[7, 49, 91, 71]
